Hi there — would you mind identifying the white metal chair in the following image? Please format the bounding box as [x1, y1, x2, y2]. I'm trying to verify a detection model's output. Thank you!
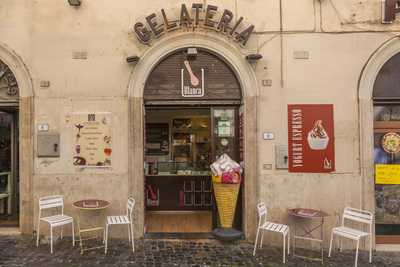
[328, 207, 373, 267]
[36, 195, 75, 254]
[104, 197, 135, 254]
[253, 202, 290, 263]
[0, 172, 12, 215]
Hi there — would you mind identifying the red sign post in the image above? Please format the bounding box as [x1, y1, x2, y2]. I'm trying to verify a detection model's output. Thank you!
[288, 104, 335, 173]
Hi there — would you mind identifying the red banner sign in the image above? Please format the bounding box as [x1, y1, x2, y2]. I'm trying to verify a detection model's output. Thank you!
[288, 104, 335, 173]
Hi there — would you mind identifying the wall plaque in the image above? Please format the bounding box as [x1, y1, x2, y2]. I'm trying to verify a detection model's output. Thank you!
[72, 113, 112, 167]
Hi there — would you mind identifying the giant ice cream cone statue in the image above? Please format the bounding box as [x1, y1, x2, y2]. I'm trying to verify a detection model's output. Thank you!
[210, 154, 243, 239]
[213, 182, 240, 228]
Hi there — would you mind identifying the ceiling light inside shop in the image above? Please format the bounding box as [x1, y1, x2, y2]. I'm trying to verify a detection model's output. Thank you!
[186, 48, 198, 61]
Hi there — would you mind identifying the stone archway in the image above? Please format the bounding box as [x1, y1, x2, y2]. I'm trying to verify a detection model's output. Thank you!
[0, 43, 34, 234]
[358, 37, 400, 244]
[128, 32, 259, 240]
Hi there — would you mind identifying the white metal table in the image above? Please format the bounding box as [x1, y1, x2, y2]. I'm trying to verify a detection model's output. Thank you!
[73, 199, 110, 254]
[288, 208, 328, 263]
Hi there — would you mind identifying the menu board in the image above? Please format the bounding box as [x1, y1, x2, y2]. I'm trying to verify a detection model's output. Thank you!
[72, 113, 112, 167]
[145, 123, 169, 155]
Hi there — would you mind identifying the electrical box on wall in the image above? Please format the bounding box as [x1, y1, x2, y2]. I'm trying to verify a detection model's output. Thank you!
[37, 133, 60, 157]
[275, 145, 288, 169]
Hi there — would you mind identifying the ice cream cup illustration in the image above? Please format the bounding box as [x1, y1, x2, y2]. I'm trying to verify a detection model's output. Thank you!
[307, 120, 329, 150]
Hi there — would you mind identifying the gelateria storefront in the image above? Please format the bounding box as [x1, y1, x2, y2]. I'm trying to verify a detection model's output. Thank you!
[129, 4, 259, 239]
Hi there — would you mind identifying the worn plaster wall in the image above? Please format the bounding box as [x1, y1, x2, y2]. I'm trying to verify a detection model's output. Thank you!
[0, 0, 399, 244]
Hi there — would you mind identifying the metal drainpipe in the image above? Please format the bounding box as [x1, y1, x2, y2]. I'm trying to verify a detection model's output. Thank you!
[279, 0, 284, 88]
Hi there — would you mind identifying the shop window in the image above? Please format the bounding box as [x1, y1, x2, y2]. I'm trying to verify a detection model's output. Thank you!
[373, 52, 400, 242]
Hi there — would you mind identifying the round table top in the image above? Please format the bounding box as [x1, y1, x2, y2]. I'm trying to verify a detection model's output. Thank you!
[288, 208, 328, 219]
[73, 199, 110, 210]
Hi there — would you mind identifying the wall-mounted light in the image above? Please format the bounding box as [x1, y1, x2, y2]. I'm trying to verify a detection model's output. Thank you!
[186, 47, 198, 61]
[245, 54, 263, 62]
[126, 56, 140, 64]
[68, 0, 81, 6]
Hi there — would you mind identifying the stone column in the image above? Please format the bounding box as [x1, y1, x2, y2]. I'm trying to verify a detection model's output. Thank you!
[19, 96, 34, 234]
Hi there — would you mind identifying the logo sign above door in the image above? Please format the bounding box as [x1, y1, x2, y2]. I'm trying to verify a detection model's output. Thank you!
[134, 3, 255, 46]
[181, 60, 204, 97]
[287, 104, 335, 173]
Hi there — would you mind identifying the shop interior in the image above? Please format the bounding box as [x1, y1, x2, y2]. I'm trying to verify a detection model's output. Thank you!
[144, 108, 213, 233]
[0, 109, 19, 227]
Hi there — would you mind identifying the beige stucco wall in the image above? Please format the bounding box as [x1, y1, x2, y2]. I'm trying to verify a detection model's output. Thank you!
[1, 0, 400, 246]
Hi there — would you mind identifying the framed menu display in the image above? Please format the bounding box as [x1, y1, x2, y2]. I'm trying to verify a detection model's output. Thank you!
[72, 112, 112, 167]
[145, 123, 169, 155]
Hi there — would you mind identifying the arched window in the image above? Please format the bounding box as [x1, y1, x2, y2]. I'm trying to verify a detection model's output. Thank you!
[373, 52, 400, 242]
[144, 48, 242, 106]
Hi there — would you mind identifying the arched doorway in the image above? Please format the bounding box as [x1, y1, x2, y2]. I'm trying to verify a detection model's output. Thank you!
[373, 52, 400, 244]
[0, 59, 20, 227]
[128, 32, 259, 239]
[143, 48, 243, 236]
[0, 43, 33, 234]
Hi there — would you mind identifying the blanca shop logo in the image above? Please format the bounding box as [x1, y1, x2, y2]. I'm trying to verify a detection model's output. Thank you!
[181, 60, 204, 97]
[134, 3, 254, 46]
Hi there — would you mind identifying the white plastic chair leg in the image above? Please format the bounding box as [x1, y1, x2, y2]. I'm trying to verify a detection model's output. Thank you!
[103, 226, 107, 244]
[369, 235, 372, 263]
[104, 224, 109, 254]
[60, 225, 63, 240]
[355, 239, 360, 267]
[259, 231, 265, 248]
[328, 231, 334, 257]
[50, 226, 53, 254]
[71, 222, 75, 246]
[283, 233, 286, 263]
[287, 230, 290, 255]
[128, 224, 131, 242]
[36, 221, 40, 247]
[339, 237, 342, 252]
[253, 228, 260, 256]
[130, 222, 134, 253]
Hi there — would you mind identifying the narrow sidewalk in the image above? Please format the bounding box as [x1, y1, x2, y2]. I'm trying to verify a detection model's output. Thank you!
[0, 235, 399, 266]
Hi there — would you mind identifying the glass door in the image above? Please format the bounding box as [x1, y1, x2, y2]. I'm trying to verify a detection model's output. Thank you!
[211, 107, 242, 230]
[0, 110, 18, 226]
[211, 108, 238, 161]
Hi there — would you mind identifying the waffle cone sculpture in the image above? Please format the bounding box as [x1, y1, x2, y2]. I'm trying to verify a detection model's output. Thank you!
[213, 182, 240, 228]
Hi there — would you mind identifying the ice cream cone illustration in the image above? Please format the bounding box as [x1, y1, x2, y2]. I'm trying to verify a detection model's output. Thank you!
[307, 120, 329, 150]
[184, 60, 200, 86]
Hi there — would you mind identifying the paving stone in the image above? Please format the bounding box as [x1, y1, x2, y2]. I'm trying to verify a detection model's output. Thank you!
[0, 235, 399, 266]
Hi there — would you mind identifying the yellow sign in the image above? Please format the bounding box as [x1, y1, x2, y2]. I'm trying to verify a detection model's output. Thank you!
[375, 164, 400, 184]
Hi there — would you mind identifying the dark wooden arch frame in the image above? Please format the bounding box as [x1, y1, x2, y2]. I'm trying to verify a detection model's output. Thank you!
[143, 47, 243, 106]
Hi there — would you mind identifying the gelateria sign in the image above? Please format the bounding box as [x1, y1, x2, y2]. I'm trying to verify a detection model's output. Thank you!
[134, 4, 255, 46]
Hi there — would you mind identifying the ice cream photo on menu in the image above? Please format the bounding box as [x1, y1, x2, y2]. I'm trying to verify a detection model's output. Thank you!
[307, 120, 329, 150]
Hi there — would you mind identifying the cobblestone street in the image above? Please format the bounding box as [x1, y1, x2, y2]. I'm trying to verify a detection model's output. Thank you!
[1, 235, 400, 266]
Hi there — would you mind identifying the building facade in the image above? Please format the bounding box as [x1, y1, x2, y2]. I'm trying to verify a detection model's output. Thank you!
[1, 0, 400, 248]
